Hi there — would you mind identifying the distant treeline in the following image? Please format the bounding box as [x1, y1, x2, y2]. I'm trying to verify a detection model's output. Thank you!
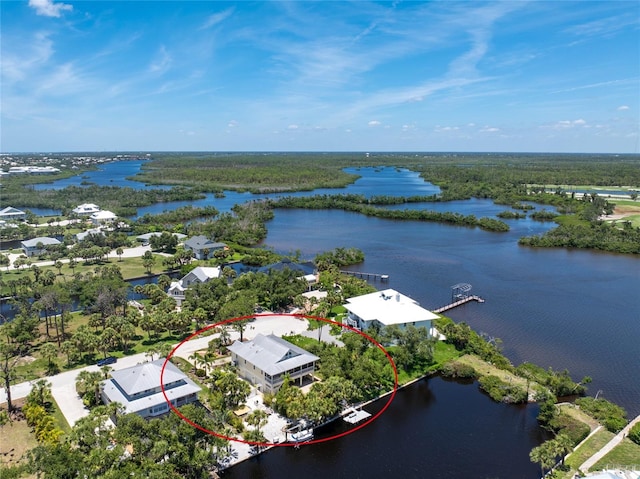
[268, 194, 510, 232]
[0, 185, 204, 217]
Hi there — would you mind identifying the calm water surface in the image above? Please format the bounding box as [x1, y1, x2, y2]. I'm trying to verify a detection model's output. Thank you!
[225, 377, 546, 479]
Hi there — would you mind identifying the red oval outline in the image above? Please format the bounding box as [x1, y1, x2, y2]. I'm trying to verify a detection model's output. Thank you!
[162, 313, 398, 447]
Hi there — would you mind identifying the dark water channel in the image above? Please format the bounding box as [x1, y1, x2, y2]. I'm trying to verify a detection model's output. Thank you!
[226, 377, 546, 479]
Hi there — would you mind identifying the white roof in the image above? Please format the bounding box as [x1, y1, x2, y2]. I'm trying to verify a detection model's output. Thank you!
[0, 206, 25, 215]
[344, 288, 439, 326]
[90, 210, 116, 220]
[73, 203, 100, 213]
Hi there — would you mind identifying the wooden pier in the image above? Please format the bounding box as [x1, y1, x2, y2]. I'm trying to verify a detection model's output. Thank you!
[340, 271, 389, 281]
[433, 295, 485, 314]
[343, 407, 372, 424]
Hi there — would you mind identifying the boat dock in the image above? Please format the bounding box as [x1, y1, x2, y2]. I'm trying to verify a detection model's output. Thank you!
[340, 271, 389, 281]
[433, 283, 485, 314]
[343, 407, 372, 424]
[433, 295, 485, 314]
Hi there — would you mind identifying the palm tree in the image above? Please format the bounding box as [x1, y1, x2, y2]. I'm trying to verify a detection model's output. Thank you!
[75, 370, 103, 407]
[60, 340, 77, 367]
[27, 379, 52, 408]
[40, 342, 58, 374]
[553, 434, 574, 465]
[529, 440, 557, 476]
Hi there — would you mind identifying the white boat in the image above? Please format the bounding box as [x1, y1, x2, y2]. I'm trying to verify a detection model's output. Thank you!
[289, 428, 313, 443]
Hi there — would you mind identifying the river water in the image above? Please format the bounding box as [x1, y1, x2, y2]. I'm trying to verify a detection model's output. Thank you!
[22, 158, 640, 477]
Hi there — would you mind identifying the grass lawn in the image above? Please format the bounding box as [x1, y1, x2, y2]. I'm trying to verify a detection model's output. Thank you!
[455, 354, 532, 389]
[564, 429, 615, 472]
[431, 341, 462, 368]
[592, 438, 640, 470]
[0, 418, 37, 469]
[557, 403, 600, 431]
[1, 254, 168, 288]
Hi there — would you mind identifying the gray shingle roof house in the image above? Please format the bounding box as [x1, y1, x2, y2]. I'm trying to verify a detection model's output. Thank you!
[183, 235, 226, 260]
[228, 334, 319, 394]
[167, 266, 221, 306]
[21, 236, 62, 257]
[135, 232, 187, 245]
[101, 359, 200, 420]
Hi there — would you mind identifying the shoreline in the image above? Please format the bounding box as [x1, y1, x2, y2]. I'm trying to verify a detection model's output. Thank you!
[220, 371, 437, 472]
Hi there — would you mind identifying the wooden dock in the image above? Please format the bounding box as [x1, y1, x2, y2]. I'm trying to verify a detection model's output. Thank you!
[343, 407, 372, 424]
[340, 271, 389, 281]
[433, 295, 485, 314]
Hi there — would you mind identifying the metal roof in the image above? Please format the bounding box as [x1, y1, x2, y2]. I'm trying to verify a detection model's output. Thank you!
[344, 288, 439, 326]
[227, 334, 319, 376]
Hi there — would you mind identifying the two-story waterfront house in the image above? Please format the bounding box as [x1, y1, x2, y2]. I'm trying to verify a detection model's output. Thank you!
[101, 359, 201, 421]
[167, 266, 221, 306]
[228, 334, 319, 394]
[343, 288, 439, 335]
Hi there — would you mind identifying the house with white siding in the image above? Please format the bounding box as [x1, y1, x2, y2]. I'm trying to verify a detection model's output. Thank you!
[0, 207, 26, 221]
[343, 288, 439, 335]
[101, 359, 200, 421]
[167, 266, 221, 306]
[72, 203, 100, 216]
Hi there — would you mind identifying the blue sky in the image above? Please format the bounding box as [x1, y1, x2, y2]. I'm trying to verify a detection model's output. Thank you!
[1, 1, 638, 153]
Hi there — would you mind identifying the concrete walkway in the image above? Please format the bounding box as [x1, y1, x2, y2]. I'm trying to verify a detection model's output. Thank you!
[579, 414, 640, 472]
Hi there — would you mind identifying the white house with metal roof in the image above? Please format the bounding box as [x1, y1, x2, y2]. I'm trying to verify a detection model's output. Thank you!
[21, 236, 62, 257]
[72, 203, 100, 216]
[167, 266, 221, 306]
[0, 207, 26, 221]
[228, 334, 319, 394]
[90, 210, 117, 225]
[101, 359, 201, 420]
[343, 288, 439, 335]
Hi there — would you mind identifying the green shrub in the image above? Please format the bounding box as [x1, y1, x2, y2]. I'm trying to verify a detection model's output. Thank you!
[440, 361, 477, 379]
[628, 422, 640, 446]
[575, 397, 627, 433]
[549, 411, 590, 444]
[478, 375, 527, 403]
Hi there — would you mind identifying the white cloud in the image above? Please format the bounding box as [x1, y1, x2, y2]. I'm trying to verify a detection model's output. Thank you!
[28, 0, 72, 18]
[617, 105, 630, 111]
[544, 119, 589, 130]
[288, 124, 299, 130]
[149, 46, 172, 74]
[200, 7, 235, 30]
[227, 120, 239, 128]
[435, 126, 460, 132]
[368, 120, 381, 127]
[479, 126, 500, 133]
